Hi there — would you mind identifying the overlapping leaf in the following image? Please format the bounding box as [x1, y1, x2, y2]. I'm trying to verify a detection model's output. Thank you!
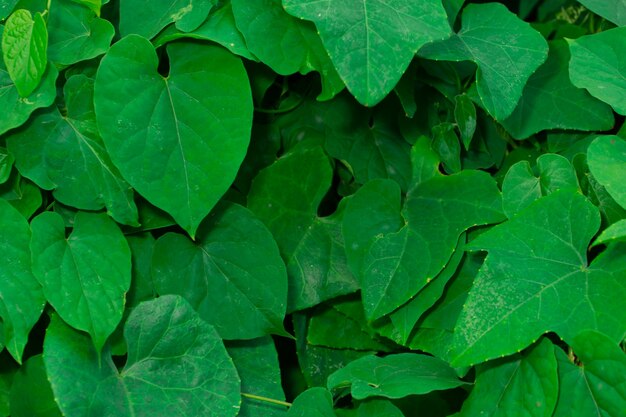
[9, 355, 61, 417]
[283, 0, 451, 106]
[30, 211, 131, 351]
[577, 0, 626, 26]
[452, 191, 626, 367]
[94, 35, 253, 237]
[8, 75, 139, 226]
[44, 295, 241, 417]
[587, 136, 626, 210]
[419, 3, 548, 120]
[152, 202, 288, 339]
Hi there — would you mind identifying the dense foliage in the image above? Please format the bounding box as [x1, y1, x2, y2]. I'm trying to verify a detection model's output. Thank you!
[0, 0, 625, 415]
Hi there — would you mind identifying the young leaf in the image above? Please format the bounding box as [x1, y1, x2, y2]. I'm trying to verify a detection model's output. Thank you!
[47, 0, 115, 66]
[587, 136, 626, 210]
[419, 3, 548, 120]
[282, 0, 451, 106]
[119, 0, 216, 39]
[454, 94, 476, 149]
[44, 295, 241, 417]
[458, 338, 558, 417]
[327, 353, 466, 400]
[7, 74, 139, 226]
[94, 35, 253, 237]
[1, 9, 47, 97]
[553, 330, 626, 417]
[9, 355, 61, 417]
[152, 202, 288, 339]
[30, 211, 131, 352]
[0, 199, 45, 363]
[452, 191, 626, 367]
[501, 41, 614, 139]
[568, 27, 626, 115]
[287, 388, 335, 417]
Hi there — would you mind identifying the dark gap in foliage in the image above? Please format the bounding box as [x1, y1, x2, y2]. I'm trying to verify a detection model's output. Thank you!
[157, 49, 170, 78]
[21, 310, 51, 362]
[317, 164, 342, 217]
[273, 319, 306, 402]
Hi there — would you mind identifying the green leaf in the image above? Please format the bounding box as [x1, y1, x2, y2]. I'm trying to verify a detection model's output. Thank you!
[459, 338, 558, 417]
[94, 35, 252, 237]
[432, 122, 461, 173]
[1, 9, 47, 97]
[44, 295, 241, 417]
[454, 94, 476, 149]
[568, 27, 626, 115]
[576, 0, 626, 26]
[592, 219, 626, 247]
[226, 337, 287, 417]
[502, 153, 579, 218]
[119, 0, 216, 39]
[0, 174, 41, 219]
[152, 202, 288, 339]
[8, 74, 139, 226]
[231, 0, 343, 101]
[282, 0, 451, 106]
[501, 41, 614, 139]
[287, 388, 335, 417]
[153, 1, 256, 61]
[30, 211, 131, 351]
[0, 148, 13, 184]
[588, 136, 626, 210]
[553, 330, 626, 417]
[70, 0, 102, 15]
[47, 0, 114, 66]
[451, 191, 626, 367]
[9, 355, 61, 417]
[0, 199, 45, 363]
[419, 3, 548, 120]
[0, 0, 19, 20]
[248, 142, 359, 312]
[358, 399, 403, 417]
[327, 353, 466, 400]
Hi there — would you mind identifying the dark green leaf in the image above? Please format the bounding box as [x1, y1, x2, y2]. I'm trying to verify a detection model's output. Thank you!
[454, 94, 476, 149]
[576, 0, 626, 26]
[358, 399, 403, 417]
[94, 35, 252, 237]
[9, 355, 61, 417]
[0, 173, 42, 219]
[44, 295, 241, 417]
[0, 148, 13, 184]
[30, 211, 131, 351]
[588, 136, 626, 210]
[287, 388, 335, 417]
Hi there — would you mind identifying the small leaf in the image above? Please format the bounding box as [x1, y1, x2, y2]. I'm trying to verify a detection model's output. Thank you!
[0, 148, 14, 184]
[283, 0, 451, 106]
[9, 355, 61, 417]
[94, 35, 252, 237]
[454, 94, 476, 149]
[287, 388, 335, 417]
[592, 219, 626, 247]
[587, 135, 626, 210]
[0, 199, 45, 363]
[44, 295, 241, 417]
[1, 9, 48, 97]
[420, 3, 548, 120]
[30, 211, 131, 351]
[327, 353, 466, 400]
[568, 27, 626, 115]
[152, 202, 288, 339]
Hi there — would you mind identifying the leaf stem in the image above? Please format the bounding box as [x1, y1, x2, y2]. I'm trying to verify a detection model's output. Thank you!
[241, 392, 292, 408]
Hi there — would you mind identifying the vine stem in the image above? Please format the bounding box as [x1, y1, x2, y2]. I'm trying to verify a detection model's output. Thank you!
[241, 393, 292, 408]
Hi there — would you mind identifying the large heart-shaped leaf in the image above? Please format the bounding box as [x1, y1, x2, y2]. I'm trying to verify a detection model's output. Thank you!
[44, 295, 241, 417]
[282, 0, 451, 106]
[94, 35, 253, 237]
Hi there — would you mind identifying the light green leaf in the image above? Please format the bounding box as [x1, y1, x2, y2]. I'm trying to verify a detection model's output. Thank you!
[459, 338, 558, 417]
[9, 355, 61, 417]
[30, 211, 131, 351]
[70, 0, 102, 15]
[588, 135, 626, 210]
[568, 27, 626, 115]
[358, 399, 403, 417]
[1, 9, 47, 97]
[451, 191, 626, 367]
[94, 35, 252, 237]
[327, 353, 466, 400]
[0, 199, 45, 363]
[577, 0, 626, 26]
[454, 94, 476, 149]
[47, 0, 114, 66]
[119, 0, 216, 39]
[8, 74, 139, 226]
[44, 295, 241, 417]
[287, 388, 335, 417]
[248, 142, 358, 312]
[227, 337, 287, 417]
[501, 41, 614, 139]
[152, 202, 288, 339]
[419, 3, 548, 120]
[283, 0, 451, 106]
[592, 219, 626, 247]
[153, 1, 256, 61]
[502, 153, 579, 218]
[232, 0, 343, 101]
[0, 148, 13, 184]
[553, 330, 626, 417]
